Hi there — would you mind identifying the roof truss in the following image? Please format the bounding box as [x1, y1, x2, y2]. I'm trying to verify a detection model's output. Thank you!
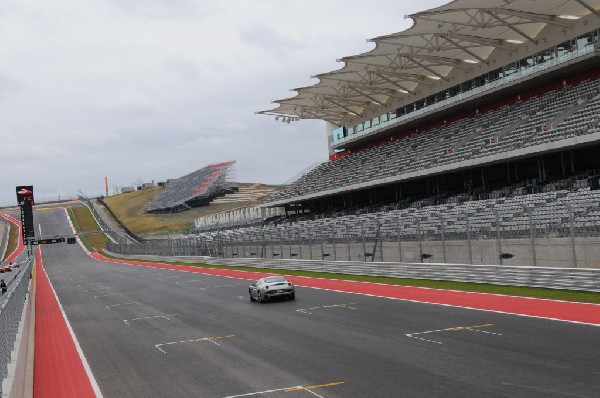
[260, 1, 598, 125]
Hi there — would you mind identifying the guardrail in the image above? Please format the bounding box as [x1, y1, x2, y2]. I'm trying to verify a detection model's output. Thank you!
[0, 255, 34, 397]
[105, 250, 600, 293]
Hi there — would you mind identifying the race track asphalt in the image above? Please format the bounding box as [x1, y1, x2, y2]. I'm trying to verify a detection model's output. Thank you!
[33, 208, 600, 397]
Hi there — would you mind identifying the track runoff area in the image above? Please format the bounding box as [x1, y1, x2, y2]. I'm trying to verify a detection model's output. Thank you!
[30, 208, 599, 398]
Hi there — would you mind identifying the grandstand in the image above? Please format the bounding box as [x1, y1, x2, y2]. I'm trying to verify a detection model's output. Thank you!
[192, 1, 600, 266]
[145, 161, 236, 213]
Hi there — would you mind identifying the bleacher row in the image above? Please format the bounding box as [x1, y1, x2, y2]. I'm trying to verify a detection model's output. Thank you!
[195, 186, 600, 243]
[145, 162, 235, 213]
[265, 78, 600, 204]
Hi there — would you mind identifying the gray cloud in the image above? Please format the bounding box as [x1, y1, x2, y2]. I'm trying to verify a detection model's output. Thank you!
[0, 0, 447, 205]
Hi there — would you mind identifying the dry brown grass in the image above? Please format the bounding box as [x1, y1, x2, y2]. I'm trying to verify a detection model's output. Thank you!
[103, 183, 281, 236]
[70, 206, 106, 251]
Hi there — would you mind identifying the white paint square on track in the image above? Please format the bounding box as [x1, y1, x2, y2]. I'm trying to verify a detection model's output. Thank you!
[405, 323, 502, 344]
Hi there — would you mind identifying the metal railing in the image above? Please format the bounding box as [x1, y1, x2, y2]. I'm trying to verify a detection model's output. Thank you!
[118, 200, 600, 267]
[106, 199, 600, 291]
[0, 255, 33, 397]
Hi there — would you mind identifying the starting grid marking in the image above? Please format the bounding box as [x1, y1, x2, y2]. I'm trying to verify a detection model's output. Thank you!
[124, 313, 179, 326]
[296, 303, 357, 315]
[94, 293, 123, 299]
[105, 301, 140, 310]
[197, 284, 236, 290]
[175, 279, 205, 285]
[155, 334, 235, 354]
[222, 381, 345, 398]
[405, 323, 502, 344]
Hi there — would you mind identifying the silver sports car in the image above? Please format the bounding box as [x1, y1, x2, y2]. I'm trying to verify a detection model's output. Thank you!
[249, 276, 295, 302]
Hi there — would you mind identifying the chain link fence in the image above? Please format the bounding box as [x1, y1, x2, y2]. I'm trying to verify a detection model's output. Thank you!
[0, 255, 33, 397]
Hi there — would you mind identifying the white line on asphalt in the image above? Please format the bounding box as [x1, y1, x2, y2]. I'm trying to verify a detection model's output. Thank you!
[94, 293, 123, 299]
[105, 301, 140, 309]
[197, 284, 235, 290]
[175, 279, 204, 285]
[85, 286, 111, 292]
[304, 389, 325, 398]
[123, 314, 178, 326]
[405, 323, 499, 344]
[221, 386, 303, 397]
[296, 303, 358, 315]
[39, 248, 104, 398]
[222, 382, 343, 398]
[298, 285, 600, 328]
[155, 334, 234, 354]
[466, 328, 503, 336]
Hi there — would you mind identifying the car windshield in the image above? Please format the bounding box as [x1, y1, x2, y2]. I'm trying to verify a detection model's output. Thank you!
[263, 276, 286, 283]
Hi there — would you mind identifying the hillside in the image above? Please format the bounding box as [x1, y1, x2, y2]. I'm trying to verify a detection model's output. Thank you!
[102, 183, 282, 237]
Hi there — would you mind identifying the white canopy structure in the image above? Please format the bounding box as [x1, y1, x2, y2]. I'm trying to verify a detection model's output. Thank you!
[259, 0, 600, 127]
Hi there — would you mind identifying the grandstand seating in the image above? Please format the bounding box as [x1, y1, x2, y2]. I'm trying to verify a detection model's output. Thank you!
[145, 161, 235, 213]
[195, 184, 600, 244]
[264, 77, 600, 204]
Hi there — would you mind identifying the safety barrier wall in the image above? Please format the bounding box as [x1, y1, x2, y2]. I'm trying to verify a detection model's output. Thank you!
[0, 255, 34, 397]
[0, 218, 9, 262]
[105, 249, 600, 293]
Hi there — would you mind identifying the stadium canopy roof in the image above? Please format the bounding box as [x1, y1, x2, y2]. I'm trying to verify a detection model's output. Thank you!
[258, 0, 600, 126]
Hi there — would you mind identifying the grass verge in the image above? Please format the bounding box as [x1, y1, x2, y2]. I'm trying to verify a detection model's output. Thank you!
[102, 183, 282, 236]
[101, 254, 600, 304]
[3, 221, 19, 261]
[68, 207, 106, 252]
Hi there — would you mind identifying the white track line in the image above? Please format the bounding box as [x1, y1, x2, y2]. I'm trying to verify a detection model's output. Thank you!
[175, 279, 204, 285]
[155, 334, 234, 354]
[40, 249, 104, 398]
[197, 284, 236, 290]
[221, 386, 303, 398]
[105, 301, 140, 310]
[94, 293, 123, 299]
[123, 314, 178, 326]
[405, 323, 500, 344]
[296, 302, 357, 315]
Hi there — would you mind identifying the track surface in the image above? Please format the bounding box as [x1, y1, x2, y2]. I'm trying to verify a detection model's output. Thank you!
[34, 209, 600, 397]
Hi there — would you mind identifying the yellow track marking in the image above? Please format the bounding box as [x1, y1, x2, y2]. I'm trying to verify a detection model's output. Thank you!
[284, 381, 345, 392]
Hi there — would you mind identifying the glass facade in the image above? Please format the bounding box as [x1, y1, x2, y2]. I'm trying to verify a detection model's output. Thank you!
[337, 29, 600, 146]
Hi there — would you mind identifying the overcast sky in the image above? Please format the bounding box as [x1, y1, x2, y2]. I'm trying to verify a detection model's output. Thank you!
[0, 0, 447, 206]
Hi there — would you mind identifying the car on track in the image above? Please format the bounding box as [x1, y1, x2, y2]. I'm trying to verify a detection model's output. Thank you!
[249, 276, 295, 303]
